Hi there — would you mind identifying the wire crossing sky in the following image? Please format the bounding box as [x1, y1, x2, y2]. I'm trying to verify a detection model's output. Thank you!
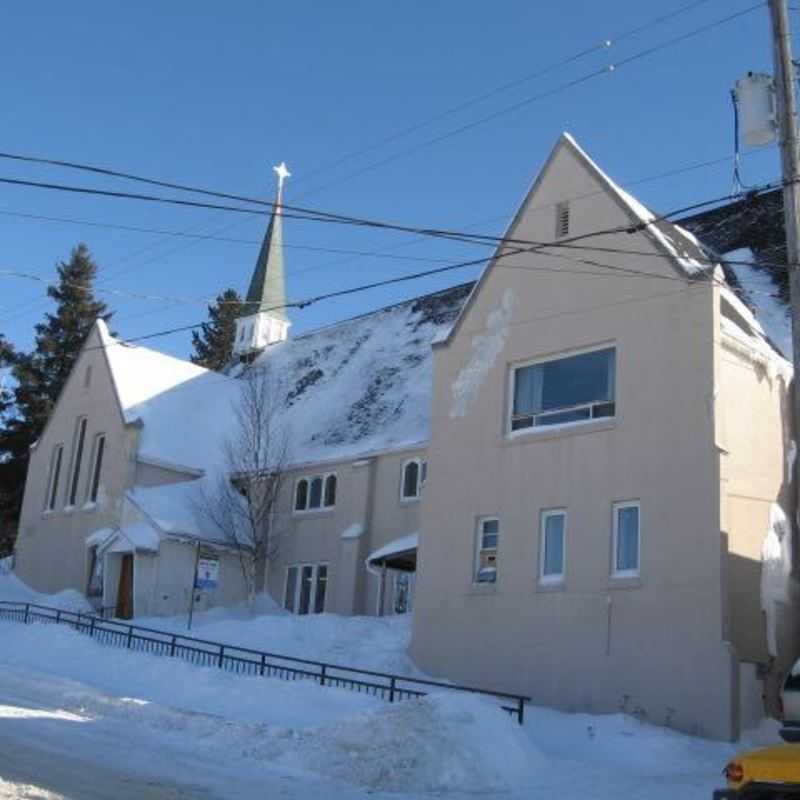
[0, 0, 789, 357]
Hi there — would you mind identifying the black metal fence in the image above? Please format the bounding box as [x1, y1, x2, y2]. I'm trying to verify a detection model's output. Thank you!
[0, 600, 528, 723]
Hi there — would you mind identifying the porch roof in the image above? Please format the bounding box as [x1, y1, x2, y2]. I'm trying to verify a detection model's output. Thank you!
[366, 533, 418, 573]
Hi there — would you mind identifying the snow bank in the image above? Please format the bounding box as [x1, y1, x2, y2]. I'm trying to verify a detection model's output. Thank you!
[0, 570, 91, 612]
[295, 692, 543, 793]
[137, 603, 422, 677]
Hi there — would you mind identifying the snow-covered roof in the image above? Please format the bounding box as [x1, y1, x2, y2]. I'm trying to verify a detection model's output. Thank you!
[723, 247, 792, 359]
[367, 533, 418, 571]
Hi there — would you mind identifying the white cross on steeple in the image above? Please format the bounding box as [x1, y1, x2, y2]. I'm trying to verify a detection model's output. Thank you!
[273, 161, 291, 195]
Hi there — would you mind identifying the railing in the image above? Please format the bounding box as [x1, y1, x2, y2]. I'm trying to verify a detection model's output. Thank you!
[0, 600, 529, 723]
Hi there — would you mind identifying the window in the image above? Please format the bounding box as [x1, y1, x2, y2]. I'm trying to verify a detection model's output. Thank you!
[555, 201, 570, 239]
[475, 517, 499, 583]
[67, 417, 87, 507]
[511, 347, 615, 432]
[87, 546, 103, 598]
[44, 444, 64, 512]
[612, 501, 640, 577]
[401, 458, 425, 501]
[540, 510, 566, 583]
[294, 473, 336, 512]
[86, 434, 106, 505]
[309, 477, 323, 509]
[324, 475, 337, 508]
[284, 563, 328, 614]
[295, 479, 308, 511]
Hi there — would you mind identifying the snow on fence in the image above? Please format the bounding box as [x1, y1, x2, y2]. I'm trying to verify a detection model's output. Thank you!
[0, 600, 528, 723]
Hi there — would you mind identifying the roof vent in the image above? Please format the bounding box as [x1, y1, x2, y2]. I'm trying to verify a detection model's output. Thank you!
[555, 202, 570, 239]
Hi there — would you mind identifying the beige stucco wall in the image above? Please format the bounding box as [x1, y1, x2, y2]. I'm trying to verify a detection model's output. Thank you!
[714, 294, 796, 716]
[410, 139, 739, 740]
[266, 447, 425, 615]
[14, 326, 135, 595]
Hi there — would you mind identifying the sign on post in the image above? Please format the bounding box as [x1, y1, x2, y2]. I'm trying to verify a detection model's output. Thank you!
[195, 557, 220, 591]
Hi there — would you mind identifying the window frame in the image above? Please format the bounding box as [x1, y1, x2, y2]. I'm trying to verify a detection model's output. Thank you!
[400, 458, 425, 502]
[283, 562, 328, 614]
[85, 433, 106, 506]
[294, 472, 337, 514]
[507, 344, 617, 437]
[66, 416, 88, 509]
[611, 500, 641, 578]
[44, 443, 64, 513]
[474, 516, 499, 584]
[539, 508, 566, 585]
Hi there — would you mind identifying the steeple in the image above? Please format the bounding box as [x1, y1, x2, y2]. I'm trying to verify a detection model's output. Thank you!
[233, 162, 292, 357]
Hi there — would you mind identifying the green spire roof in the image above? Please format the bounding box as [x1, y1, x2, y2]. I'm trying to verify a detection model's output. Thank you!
[242, 163, 290, 322]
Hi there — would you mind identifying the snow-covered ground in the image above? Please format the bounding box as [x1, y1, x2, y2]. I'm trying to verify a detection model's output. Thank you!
[0, 573, 783, 799]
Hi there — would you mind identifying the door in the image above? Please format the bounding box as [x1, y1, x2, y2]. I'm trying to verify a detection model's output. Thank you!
[116, 554, 133, 619]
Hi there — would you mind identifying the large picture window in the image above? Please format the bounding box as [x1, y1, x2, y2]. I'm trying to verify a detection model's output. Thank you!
[511, 347, 615, 432]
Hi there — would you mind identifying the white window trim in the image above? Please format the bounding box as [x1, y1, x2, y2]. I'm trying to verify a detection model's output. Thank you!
[84, 432, 106, 508]
[400, 458, 425, 503]
[506, 343, 617, 439]
[43, 443, 64, 513]
[474, 516, 499, 584]
[539, 508, 566, 584]
[293, 472, 337, 514]
[65, 416, 88, 510]
[611, 500, 641, 578]
[283, 562, 328, 614]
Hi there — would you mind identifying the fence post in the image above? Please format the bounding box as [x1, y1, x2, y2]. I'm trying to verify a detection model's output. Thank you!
[89, 616, 96, 638]
[23, 603, 29, 624]
[218, 645, 225, 668]
[320, 664, 327, 687]
[126, 626, 133, 649]
[389, 676, 396, 703]
[259, 653, 266, 676]
[55, 609, 61, 625]
[76, 611, 82, 631]
[517, 697, 525, 725]
[170, 635, 177, 657]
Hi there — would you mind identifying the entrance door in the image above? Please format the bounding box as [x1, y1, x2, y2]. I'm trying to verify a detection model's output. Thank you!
[116, 554, 133, 619]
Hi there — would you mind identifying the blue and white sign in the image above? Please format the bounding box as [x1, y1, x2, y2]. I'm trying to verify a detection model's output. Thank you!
[195, 557, 219, 591]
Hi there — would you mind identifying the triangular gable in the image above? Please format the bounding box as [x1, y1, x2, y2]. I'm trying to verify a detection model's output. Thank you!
[438, 132, 716, 347]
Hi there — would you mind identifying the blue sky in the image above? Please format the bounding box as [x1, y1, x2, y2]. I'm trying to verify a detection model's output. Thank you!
[0, 0, 787, 359]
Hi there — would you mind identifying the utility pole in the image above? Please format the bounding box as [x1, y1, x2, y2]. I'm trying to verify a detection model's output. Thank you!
[770, 0, 800, 424]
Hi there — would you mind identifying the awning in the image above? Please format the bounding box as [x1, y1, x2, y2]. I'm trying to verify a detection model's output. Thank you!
[366, 533, 418, 572]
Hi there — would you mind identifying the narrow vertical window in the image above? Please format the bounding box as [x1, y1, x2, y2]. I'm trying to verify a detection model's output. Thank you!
[67, 417, 87, 507]
[299, 565, 313, 614]
[323, 474, 337, 507]
[475, 517, 499, 583]
[284, 566, 298, 612]
[540, 510, 566, 583]
[401, 460, 420, 500]
[45, 445, 64, 511]
[308, 477, 323, 509]
[555, 201, 570, 239]
[613, 501, 640, 577]
[87, 434, 106, 504]
[314, 565, 328, 613]
[83, 365, 92, 389]
[295, 479, 308, 511]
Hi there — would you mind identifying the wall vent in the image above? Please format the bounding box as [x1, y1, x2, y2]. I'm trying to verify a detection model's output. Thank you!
[555, 201, 570, 239]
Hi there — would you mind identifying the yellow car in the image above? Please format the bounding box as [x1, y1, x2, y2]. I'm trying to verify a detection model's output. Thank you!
[715, 742, 800, 798]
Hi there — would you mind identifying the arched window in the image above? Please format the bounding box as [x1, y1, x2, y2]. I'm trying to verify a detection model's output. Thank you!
[401, 460, 421, 500]
[324, 474, 337, 507]
[295, 479, 308, 511]
[309, 476, 323, 509]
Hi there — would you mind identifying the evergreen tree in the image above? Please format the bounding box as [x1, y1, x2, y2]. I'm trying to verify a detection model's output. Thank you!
[0, 244, 111, 543]
[191, 288, 243, 371]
